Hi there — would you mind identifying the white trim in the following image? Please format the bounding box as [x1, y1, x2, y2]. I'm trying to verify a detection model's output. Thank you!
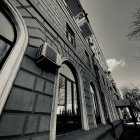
[61, 58, 89, 130]
[78, 71, 89, 130]
[0, 0, 28, 114]
[105, 96, 113, 122]
[49, 57, 89, 140]
[49, 72, 59, 140]
[93, 85, 106, 124]
[89, 88, 97, 128]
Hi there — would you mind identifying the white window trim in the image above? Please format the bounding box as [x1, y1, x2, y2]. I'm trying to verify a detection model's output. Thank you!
[49, 58, 89, 140]
[0, 0, 28, 114]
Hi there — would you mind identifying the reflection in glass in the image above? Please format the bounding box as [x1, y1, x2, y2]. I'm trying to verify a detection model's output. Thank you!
[67, 80, 72, 114]
[57, 64, 81, 134]
[0, 11, 15, 69]
[57, 75, 65, 115]
[0, 39, 10, 63]
[90, 84, 101, 124]
[0, 11, 14, 42]
[73, 83, 78, 115]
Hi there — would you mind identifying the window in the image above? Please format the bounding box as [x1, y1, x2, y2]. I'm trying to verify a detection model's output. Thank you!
[90, 84, 101, 124]
[0, 0, 28, 114]
[56, 64, 81, 134]
[66, 23, 75, 46]
[0, 10, 16, 69]
[100, 93, 110, 123]
[85, 50, 91, 67]
[102, 75, 105, 86]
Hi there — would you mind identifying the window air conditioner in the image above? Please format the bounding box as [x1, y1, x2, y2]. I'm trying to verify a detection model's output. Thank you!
[36, 42, 61, 70]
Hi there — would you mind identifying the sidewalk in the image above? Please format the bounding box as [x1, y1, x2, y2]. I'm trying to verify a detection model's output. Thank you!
[120, 123, 140, 140]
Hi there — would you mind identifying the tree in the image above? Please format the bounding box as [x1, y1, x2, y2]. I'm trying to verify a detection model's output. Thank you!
[121, 86, 140, 119]
[127, 8, 140, 40]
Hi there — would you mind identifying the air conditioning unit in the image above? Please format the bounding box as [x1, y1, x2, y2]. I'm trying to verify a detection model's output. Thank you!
[36, 42, 61, 70]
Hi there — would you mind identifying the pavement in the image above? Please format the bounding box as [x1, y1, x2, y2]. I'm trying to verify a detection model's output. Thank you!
[120, 123, 140, 140]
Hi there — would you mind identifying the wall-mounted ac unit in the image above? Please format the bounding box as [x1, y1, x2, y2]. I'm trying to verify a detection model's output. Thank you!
[36, 42, 61, 70]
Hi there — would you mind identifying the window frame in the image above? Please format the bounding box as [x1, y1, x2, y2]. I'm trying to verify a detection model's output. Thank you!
[85, 50, 91, 67]
[90, 84, 101, 124]
[56, 69, 81, 134]
[50, 59, 89, 140]
[0, 8, 17, 69]
[0, 0, 28, 114]
[66, 23, 75, 46]
[58, 73, 80, 115]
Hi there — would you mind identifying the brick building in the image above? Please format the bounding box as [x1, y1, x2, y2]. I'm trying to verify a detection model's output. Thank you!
[0, 0, 124, 140]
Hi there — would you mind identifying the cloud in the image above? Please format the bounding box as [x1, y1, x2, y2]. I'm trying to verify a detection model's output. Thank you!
[106, 58, 125, 71]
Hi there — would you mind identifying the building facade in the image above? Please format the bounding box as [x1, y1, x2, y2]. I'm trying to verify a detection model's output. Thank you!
[0, 0, 124, 140]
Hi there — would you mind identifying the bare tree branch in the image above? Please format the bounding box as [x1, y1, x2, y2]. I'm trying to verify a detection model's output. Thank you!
[127, 8, 140, 40]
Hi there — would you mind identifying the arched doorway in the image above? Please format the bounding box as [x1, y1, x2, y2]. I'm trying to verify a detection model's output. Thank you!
[90, 83, 101, 124]
[56, 63, 81, 134]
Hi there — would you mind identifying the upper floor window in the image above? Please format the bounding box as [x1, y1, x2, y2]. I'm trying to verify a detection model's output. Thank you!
[0, 10, 15, 69]
[66, 23, 75, 46]
[85, 50, 91, 67]
[102, 75, 106, 86]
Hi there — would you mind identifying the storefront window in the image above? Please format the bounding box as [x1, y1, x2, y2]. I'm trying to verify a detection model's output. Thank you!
[57, 64, 81, 134]
[0, 10, 15, 69]
[90, 84, 101, 124]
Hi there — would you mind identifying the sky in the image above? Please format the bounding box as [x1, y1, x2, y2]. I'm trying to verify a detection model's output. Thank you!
[80, 0, 140, 89]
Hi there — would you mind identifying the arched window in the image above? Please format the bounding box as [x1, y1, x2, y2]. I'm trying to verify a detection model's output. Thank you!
[56, 64, 81, 134]
[90, 84, 101, 124]
[0, 9, 16, 69]
[0, 0, 28, 114]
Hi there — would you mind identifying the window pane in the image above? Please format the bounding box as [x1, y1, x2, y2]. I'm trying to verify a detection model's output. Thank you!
[59, 64, 75, 81]
[73, 83, 78, 115]
[0, 11, 14, 42]
[67, 80, 72, 114]
[90, 85, 101, 124]
[92, 94, 97, 116]
[57, 64, 81, 134]
[66, 23, 75, 46]
[0, 38, 10, 63]
[57, 75, 65, 115]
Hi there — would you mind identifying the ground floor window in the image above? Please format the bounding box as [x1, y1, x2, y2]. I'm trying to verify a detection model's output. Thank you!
[56, 64, 81, 134]
[90, 84, 101, 124]
[0, 9, 15, 69]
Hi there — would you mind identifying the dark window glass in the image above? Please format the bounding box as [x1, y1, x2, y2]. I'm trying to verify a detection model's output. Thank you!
[57, 64, 81, 134]
[90, 84, 101, 124]
[100, 93, 109, 123]
[0, 10, 15, 69]
[57, 76, 65, 114]
[66, 23, 75, 46]
[85, 51, 91, 67]
[102, 76, 106, 86]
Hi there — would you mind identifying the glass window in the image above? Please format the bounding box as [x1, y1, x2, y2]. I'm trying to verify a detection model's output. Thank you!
[0, 10, 15, 69]
[90, 84, 101, 124]
[57, 64, 81, 134]
[102, 75, 106, 86]
[85, 50, 91, 67]
[66, 23, 75, 46]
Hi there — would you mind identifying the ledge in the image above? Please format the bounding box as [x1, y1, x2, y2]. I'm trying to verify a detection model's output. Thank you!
[57, 121, 123, 140]
[57, 124, 112, 140]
